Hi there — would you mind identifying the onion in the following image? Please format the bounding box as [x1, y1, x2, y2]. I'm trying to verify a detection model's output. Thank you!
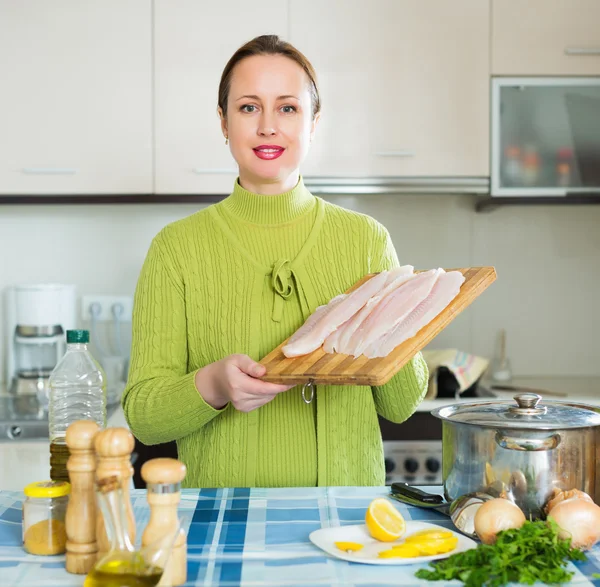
[474, 498, 526, 545]
[548, 497, 600, 550]
[544, 488, 594, 515]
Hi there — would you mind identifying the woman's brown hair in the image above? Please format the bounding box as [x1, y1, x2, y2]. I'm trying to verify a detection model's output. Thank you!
[218, 35, 321, 119]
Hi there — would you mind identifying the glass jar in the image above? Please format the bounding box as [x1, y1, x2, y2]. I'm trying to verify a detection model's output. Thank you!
[22, 480, 70, 555]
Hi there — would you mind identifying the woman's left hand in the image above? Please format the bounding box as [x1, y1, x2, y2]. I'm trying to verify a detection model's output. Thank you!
[195, 354, 295, 412]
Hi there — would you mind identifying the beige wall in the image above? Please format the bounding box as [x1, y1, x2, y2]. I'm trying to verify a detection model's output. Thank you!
[2, 195, 599, 382]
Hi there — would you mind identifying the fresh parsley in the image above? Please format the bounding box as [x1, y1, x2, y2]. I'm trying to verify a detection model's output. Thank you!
[415, 519, 586, 587]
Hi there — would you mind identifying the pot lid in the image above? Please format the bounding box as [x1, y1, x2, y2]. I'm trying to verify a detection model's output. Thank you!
[431, 393, 600, 430]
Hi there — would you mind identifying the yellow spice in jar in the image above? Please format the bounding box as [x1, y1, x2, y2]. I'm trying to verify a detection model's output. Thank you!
[24, 518, 67, 555]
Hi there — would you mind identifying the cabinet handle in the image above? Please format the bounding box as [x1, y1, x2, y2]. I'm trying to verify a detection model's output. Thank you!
[193, 168, 237, 175]
[21, 167, 77, 175]
[373, 150, 415, 158]
[564, 47, 600, 56]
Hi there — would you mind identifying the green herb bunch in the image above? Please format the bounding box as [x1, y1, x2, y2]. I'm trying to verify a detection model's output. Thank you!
[415, 519, 586, 587]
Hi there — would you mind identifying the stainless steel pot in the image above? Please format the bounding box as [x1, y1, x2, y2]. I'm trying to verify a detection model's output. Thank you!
[431, 393, 600, 519]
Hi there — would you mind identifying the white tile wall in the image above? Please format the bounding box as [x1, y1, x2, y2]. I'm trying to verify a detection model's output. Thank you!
[1, 195, 599, 382]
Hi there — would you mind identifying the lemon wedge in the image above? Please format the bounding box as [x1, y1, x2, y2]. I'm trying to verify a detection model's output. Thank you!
[365, 498, 406, 542]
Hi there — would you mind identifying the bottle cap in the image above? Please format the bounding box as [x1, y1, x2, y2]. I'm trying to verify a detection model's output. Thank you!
[24, 481, 71, 498]
[67, 330, 89, 344]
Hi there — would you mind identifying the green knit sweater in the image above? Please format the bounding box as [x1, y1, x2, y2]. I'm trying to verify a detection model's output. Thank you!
[122, 178, 428, 488]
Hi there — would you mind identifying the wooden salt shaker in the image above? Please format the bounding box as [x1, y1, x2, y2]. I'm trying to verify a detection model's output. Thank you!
[141, 458, 187, 586]
[95, 427, 136, 560]
[65, 420, 100, 574]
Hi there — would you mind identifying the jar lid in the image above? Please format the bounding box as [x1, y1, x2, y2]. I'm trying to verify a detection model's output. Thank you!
[432, 393, 600, 430]
[24, 481, 71, 498]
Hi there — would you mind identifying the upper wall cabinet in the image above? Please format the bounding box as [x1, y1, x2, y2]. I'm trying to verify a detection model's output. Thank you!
[492, 0, 600, 75]
[153, 0, 288, 194]
[0, 1, 152, 195]
[290, 0, 490, 179]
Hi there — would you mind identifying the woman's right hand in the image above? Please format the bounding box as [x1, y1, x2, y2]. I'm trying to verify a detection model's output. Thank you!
[195, 354, 295, 412]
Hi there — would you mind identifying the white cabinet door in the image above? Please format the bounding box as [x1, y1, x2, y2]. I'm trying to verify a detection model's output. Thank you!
[154, 1, 288, 194]
[492, 0, 600, 75]
[290, 0, 490, 178]
[0, 1, 152, 195]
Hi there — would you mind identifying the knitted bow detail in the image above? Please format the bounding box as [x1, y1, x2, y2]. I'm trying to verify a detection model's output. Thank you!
[271, 259, 294, 322]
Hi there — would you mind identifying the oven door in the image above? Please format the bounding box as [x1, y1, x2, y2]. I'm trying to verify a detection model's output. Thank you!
[380, 412, 442, 486]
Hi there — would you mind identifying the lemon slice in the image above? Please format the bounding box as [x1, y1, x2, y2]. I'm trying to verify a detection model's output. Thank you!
[334, 541, 364, 552]
[378, 544, 420, 558]
[365, 498, 406, 542]
[409, 535, 459, 555]
[405, 529, 454, 542]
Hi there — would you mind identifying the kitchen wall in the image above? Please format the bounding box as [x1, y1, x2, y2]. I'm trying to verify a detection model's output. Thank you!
[1, 196, 599, 384]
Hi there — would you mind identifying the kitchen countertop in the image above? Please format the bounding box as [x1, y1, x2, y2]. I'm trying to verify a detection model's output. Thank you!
[2, 485, 600, 587]
[416, 375, 600, 412]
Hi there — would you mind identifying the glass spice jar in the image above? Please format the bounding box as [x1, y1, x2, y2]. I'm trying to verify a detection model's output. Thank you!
[22, 480, 70, 555]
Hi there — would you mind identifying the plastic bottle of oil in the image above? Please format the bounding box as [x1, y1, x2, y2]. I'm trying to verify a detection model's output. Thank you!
[48, 329, 106, 482]
[84, 476, 177, 587]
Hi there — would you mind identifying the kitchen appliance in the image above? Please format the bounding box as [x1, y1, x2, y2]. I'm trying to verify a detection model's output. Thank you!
[381, 412, 444, 486]
[491, 77, 600, 197]
[381, 376, 496, 486]
[4, 284, 77, 400]
[432, 393, 600, 519]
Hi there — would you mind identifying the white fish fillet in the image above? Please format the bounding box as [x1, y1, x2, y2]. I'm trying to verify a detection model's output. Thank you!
[364, 270, 465, 358]
[285, 293, 346, 348]
[322, 319, 346, 353]
[384, 265, 415, 284]
[347, 269, 442, 358]
[282, 271, 389, 358]
[335, 268, 417, 355]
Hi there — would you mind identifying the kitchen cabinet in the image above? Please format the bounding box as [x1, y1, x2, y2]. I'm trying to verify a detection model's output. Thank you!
[0, 1, 152, 195]
[153, 0, 288, 194]
[289, 0, 490, 179]
[492, 0, 600, 75]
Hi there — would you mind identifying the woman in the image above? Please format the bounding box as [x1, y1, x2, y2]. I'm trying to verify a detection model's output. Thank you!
[122, 35, 428, 488]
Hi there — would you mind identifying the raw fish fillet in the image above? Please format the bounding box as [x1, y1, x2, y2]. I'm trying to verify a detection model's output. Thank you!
[346, 269, 442, 358]
[282, 271, 389, 358]
[285, 293, 346, 348]
[383, 265, 415, 284]
[322, 320, 346, 353]
[335, 268, 417, 354]
[364, 270, 465, 358]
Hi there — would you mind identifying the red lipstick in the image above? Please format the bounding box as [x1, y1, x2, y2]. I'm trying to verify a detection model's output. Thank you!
[253, 145, 285, 160]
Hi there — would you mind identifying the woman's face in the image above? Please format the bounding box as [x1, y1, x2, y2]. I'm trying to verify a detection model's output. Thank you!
[220, 54, 318, 194]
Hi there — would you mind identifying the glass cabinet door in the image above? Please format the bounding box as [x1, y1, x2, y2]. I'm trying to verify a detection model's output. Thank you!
[491, 77, 600, 196]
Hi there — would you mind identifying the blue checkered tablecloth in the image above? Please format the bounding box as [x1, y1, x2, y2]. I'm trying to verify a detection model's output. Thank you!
[2, 486, 600, 586]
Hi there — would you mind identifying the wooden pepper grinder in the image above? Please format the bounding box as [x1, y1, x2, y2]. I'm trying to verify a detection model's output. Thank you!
[141, 458, 187, 586]
[95, 427, 136, 560]
[65, 420, 101, 574]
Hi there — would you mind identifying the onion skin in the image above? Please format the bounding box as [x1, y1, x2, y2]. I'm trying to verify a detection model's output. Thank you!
[548, 497, 600, 550]
[474, 498, 526, 545]
[544, 488, 594, 516]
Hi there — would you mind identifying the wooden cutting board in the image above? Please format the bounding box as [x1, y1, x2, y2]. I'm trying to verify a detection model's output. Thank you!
[259, 266, 497, 386]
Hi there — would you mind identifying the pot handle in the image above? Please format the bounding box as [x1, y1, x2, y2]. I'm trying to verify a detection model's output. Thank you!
[495, 431, 561, 451]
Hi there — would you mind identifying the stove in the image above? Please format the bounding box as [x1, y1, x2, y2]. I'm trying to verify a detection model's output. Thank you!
[380, 383, 497, 485]
[380, 412, 443, 485]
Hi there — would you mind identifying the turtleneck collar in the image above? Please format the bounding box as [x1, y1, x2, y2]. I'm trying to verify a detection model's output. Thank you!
[221, 177, 315, 225]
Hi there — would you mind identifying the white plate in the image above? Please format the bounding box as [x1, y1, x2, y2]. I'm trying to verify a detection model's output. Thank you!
[309, 521, 477, 565]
